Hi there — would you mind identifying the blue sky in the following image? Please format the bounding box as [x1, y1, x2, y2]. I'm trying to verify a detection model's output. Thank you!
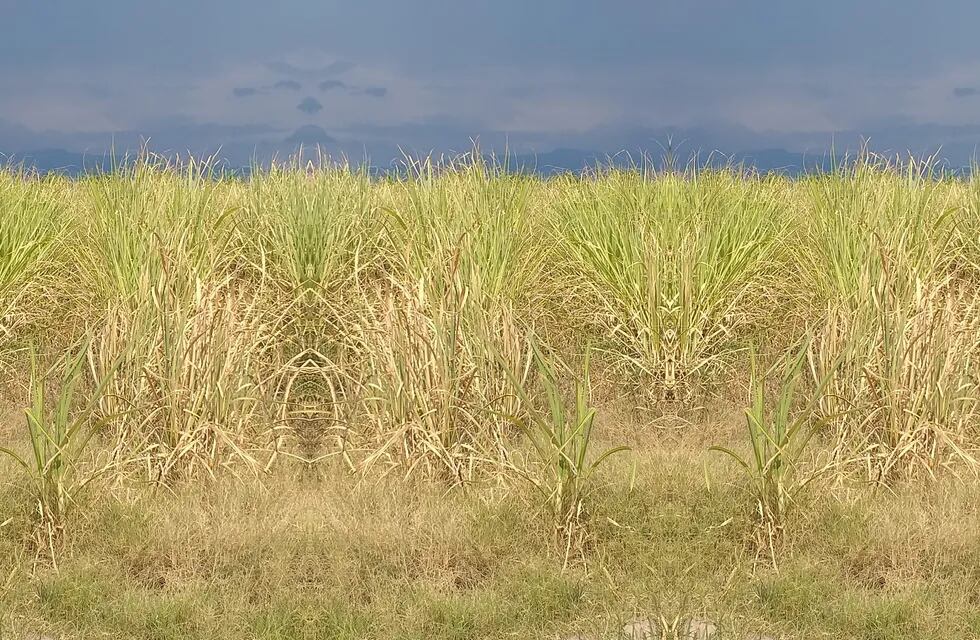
[2, 1, 980, 166]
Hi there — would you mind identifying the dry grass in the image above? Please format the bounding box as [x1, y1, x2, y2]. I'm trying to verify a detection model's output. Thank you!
[3, 153, 980, 639]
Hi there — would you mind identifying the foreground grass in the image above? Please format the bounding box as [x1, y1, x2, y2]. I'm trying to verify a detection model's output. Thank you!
[4, 431, 980, 640]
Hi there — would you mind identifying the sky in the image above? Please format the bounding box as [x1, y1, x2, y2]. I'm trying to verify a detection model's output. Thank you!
[2, 1, 980, 168]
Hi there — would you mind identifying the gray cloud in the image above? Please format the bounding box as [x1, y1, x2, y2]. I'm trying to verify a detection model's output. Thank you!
[296, 96, 323, 115]
[269, 59, 356, 79]
[284, 124, 336, 146]
[274, 79, 302, 91]
[319, 80, 348, 91]
[79, 83, 112, 99]
[5, 2, 980, 167]
[233, 87, 261, 98]
[5, 2, 980, 78]
[318, 80, 386, 99]
[324, 60, 356, 75]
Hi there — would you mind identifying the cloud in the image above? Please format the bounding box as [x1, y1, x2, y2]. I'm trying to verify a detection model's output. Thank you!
[233, 81, 305, 97]
[318, 80, 385, 98]
[267, 61, 311, 76]
[268, 59, 355, 79]
[324, 60, 356, 75]
[296, 97, 323, 115]
[232, 87, 261, 98]
[284, 124, 336, 146]
[953, 87, 978, 98]
[319, 80, 349, 91]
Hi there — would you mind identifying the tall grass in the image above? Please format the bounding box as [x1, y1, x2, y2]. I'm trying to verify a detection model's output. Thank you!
[354, 158, 539, 480]
[803, 160, 980, 480]
[1, 152, 979, 489]
[556, 170, 781, 405]
[79, 158, 236, 307]
[73, 158, 282, 482]
[91, 269, 278, 482]
[0, 173, 61, 360]
[242, 167, 378, 468]
[810, 269, 980, 481]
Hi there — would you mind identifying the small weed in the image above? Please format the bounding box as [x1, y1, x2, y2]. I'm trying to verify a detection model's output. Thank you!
[0, 341, 118, 563]
[712, 342, 836, 564]
[504, 342, 629, 565]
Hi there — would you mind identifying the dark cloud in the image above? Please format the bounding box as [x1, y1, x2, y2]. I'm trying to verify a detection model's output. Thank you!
[284, 124, 336, 146]
[269, 59, 355, 79]
[318, 80, 385, 98]
[267, 61, 311, 76]
[296, 96, 323, 115]
[274, 79, 302, 91]
[319, 80, 348, 91]
[324, 60, 356, 75]
[5, 2, 980, 77]
[80, 83, 112, 99]
[6, 2, 980, 168]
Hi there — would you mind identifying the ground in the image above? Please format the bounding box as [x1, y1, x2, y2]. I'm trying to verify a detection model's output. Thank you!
[3, 399, 979, 640]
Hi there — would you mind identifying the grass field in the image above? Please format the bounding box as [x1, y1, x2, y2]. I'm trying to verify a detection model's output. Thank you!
[2, 154, 980, 639]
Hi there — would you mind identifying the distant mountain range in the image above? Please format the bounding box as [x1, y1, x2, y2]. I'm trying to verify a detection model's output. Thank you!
[2, 149, 111, 175]
[1, 145, 966, 178]
[500, 147, 841, 176]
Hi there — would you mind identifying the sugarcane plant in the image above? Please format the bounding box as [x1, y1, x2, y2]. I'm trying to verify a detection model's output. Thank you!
[711, 341, 838, 565]
[0, 340, 119, 564]
[503, 341, 629, 566]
